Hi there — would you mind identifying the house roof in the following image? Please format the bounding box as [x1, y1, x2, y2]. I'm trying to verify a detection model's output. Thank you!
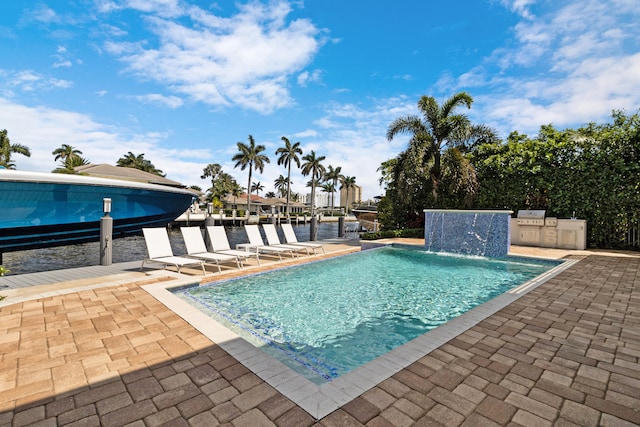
[74, 164, 185, 188]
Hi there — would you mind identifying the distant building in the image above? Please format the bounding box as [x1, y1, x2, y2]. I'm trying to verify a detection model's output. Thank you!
[340, 184, 362, 211]
[300, 191, 331, 209]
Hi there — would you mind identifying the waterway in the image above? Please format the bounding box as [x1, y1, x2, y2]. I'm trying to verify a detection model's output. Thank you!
[3, 223, 345, 275]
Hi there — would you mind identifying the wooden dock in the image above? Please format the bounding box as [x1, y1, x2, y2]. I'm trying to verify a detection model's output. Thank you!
[0, 261, 143, 290]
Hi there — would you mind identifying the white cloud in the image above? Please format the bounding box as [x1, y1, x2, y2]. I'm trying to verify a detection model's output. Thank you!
[297, 69, 322, 87]
[272, 98, 419, 200]
[294, 129, 317, 138]
[451, 0, 640, 137]
[52, 45, 73, 68]
[22, 4, 60, 24]
[135, 93, 184, 108]
[102, 1, 324, 114]
[500, 0, 536, 19]
[0, 97, 213, 188]
[53, 60, 72, 68]
[0, 70, 73, 93]
[124, 0, 185, 17]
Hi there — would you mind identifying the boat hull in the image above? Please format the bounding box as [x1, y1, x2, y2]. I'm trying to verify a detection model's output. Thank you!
[1, 170, 195, 252]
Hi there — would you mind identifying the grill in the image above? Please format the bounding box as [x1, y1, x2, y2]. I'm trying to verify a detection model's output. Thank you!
[515, 209, 546, 226]
[512, 210, 587, 250]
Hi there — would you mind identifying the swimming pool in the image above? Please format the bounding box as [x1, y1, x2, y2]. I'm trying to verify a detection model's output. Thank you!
[171, 246, 560, 384]
[146, 244, 575, 418]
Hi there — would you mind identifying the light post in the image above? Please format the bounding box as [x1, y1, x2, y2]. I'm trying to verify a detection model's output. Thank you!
[338, 207, 345, 237]
[100, 198, 113, 266]
[204, 202, 215, 227]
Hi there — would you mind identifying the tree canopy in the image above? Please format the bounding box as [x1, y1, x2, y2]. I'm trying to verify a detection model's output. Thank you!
[52, 144, 88, 173]
[116, 152, 165, 176]
[201, 163, 241, 204]
[275, 136, 302, 216]
[300, 150, 326, 216]
[381, 92, 494, 227]
[0, 129, 31, 169]
[471, 111, 640, 248]
[232, 135, 270, 215]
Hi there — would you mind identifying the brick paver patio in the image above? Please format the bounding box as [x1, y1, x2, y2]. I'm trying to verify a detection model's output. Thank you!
[1, 252, 639, 426]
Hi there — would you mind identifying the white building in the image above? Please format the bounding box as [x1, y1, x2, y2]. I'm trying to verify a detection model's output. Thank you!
[300, 191, 331, 209]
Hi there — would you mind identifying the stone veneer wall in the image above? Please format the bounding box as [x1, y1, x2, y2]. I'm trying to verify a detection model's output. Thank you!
[423, 209, 512, 257]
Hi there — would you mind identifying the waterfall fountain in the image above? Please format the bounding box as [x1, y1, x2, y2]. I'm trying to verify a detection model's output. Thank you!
[424, 209, 512, 257]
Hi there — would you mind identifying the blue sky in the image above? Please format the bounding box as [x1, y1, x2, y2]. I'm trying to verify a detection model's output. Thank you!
[1, 0, 639, 201]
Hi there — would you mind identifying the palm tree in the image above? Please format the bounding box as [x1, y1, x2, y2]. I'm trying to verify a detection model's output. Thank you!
[0, 129, 31, 169]
[321, 182, 336, 211]
[275, 136, 302, 217]
[230, 181, 243, 207]
[340, 176, 357, 212]
[52, 144, 82, 164]
[52, 144, 88, 173]
[265, 191, 276, 198]
[201, 163, 241, 202]
[274, 174, 289, 198]
[216, 172, 240, 201]
[232, 135, 270, 215]
[53, 155, 89, 173]
[117, 152, 165, 176]
[300, 150, 326, 217]
[251, 181, 264, 196]
[386, 92, 494, 204]
[323, 165, 343, 212]
[201, 163, 223, 181]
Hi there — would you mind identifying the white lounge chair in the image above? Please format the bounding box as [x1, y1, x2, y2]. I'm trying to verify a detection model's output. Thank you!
[206, 225, 260, 265]
[141, 227, 206, 275]
[180, 227, 241, 272]
[242, 224, 296, 261]
[262, 223, 310, 256]
[281, 223, 325, 254]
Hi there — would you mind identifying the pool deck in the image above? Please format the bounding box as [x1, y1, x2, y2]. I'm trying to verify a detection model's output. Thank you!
[1, 240, 639, 426]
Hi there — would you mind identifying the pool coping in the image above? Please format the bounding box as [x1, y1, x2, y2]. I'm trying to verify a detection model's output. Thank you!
[143, 254, 581, 419]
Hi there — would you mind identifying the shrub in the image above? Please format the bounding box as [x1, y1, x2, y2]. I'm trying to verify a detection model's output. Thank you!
[360, 228, 424, 240]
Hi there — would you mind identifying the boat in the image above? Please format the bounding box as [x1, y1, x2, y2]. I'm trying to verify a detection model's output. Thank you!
[352, 206, 379, 232]
[0, 169, 196, 256]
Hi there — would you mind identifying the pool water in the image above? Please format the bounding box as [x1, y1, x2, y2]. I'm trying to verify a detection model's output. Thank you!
[173, 246, 558, 384]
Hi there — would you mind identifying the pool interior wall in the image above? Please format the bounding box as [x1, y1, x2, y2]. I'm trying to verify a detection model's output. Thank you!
[143, 246, 578, 419]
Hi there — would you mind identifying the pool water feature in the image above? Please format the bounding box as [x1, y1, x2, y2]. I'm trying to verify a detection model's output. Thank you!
[424, 209, 512, 257]
[172, 246, 559, 384]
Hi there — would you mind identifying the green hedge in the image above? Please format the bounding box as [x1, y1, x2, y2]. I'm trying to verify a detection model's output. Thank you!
[360, 228, 424, 240]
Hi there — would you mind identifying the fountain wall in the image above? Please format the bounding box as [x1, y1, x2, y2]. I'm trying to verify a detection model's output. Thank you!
[424, 209, 512, 257]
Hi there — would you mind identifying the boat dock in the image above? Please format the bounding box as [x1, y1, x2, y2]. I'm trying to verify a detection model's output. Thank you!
[171, 212, 359, 227]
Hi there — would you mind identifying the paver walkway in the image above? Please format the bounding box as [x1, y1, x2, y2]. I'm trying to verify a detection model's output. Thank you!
[1, 252, 639, 426]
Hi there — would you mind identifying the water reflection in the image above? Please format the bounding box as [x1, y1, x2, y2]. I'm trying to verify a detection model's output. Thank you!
[4, 223, 343, 275]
